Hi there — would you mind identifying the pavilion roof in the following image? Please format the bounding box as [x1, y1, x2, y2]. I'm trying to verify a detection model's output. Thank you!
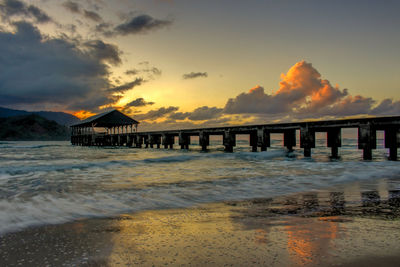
[71, 109, 139, 128]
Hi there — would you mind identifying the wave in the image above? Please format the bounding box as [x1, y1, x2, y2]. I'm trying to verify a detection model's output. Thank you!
[0, 163, 399, 235]
[0, 160, 136, 177]
[0, 144, 65, 149]
[0, 149, 288, 176]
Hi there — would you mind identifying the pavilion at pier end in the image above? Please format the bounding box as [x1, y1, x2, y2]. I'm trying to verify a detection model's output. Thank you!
[71, 109, 139, 146]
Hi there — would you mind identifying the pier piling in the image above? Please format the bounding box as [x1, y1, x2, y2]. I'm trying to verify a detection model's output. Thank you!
[249, 132, 258, 152]
[223, 131, 236, 152]
[283, 129, 296, 152]
[358, 124, 376, 160]
[162, 134, 174, 149]
[300, 126, 315, 157]
[179, 132, 190, 149]
[384, 127, 400, 161]
[199, 131, 209, 151]
[257, 128, 270, 152]
[327, 128, 341, 158]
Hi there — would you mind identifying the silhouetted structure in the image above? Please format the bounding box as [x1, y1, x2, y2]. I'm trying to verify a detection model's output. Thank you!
[70, 110, 139, 146]
[71, 114, 400, 161]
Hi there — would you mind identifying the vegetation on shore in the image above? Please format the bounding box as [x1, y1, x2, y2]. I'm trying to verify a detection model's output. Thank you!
[0, 114, 70, 141]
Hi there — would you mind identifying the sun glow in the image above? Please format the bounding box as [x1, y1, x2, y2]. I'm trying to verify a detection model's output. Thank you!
[72, 110, 96, 120]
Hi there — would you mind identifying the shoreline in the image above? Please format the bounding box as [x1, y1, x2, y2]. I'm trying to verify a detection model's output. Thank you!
[1, 179, 400, 266]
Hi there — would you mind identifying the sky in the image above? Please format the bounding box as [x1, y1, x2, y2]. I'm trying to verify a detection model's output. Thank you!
[0, 0, 399, 130]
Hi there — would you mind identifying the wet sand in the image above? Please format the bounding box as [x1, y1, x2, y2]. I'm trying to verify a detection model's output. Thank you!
[1, 178, 400, 266]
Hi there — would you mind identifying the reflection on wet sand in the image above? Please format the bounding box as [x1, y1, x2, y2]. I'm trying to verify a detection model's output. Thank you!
[227, 178, 400, 266]
[1, 178, 400, 266]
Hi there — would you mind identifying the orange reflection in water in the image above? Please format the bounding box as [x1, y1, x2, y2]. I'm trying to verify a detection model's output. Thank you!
[254, 229, 268, 244]
[285, 217, 339, 265]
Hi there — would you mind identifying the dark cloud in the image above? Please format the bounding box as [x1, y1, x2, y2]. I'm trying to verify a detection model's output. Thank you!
[124, 64, 162, 80]
[84, 40, 121, 65]
[224, 86, 288, 114]
[145, 67, 162, 76]
[139, 116, 232, 131]
[188, 106, 223, 120]
[303, 95, 375, 118]
[114, 14, 172, 36]
[0, 0, 51, 23]
[0, 21, 125, 111]
[95, 22, 112, 33]
[26, 5, 51, 23]
[62, 1, 102, 22]
[182, 72, 208, 80]
[135, 106, 179, 121]
[108, 78, 145, 94]
[83, 9, 102, 22]
[125, 69, 139, 76]
[371, 98, 400, 115]
[168, 111, 190, 120]
[169, 106, 223, 121]
[125, 98, 155, 107]
[62, 1, 80, 13]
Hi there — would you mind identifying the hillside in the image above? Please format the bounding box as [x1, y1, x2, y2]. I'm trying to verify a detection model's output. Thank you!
[0, 114, 70, 141]
[0, 107, 80, 126]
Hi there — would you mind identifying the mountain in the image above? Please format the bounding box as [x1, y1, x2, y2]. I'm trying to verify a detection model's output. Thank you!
[0, 107, 80, 126]
[0, 114, 70, 141]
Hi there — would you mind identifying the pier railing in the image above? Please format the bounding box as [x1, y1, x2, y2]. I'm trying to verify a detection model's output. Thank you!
[71, 116, 400, 160]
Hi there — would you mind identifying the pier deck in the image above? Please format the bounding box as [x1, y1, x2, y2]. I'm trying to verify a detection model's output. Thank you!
[71, 116, 400, 160]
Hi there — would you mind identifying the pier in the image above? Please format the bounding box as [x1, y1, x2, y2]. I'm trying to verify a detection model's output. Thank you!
[71, 110, 400, 160]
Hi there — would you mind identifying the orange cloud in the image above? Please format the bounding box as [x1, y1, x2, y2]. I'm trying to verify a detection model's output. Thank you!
[224, 60, 384, 119]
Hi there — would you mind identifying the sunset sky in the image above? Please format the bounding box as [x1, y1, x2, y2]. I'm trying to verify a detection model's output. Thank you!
[0, 0, 399, 130]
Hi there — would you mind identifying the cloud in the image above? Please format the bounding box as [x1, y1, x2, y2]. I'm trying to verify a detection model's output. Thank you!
[135, 106, 179, 121]
[224, 86, 287, 114]
[62, 1, 102, 22]
[169, 106, 223, 121]
[224, 61, 349, 116]
[62, 1, 80, 13]
[124, 63, 162, 80]
[125, 98, 155, 107]
[371, 98, 400, 115]
[145, 67, 162, 76]
[114, 14, 172, 36]
[168, 111, 190, 120]
[0, 21, 128, 111]
[125, 69, 139, 76]
[224, 60, 400, 120]
[108, 78, 145, 94]
[139, 116, 234, 131]
[0, 0, 51, 23]
[306, 95, 375, 118]
[188, 106, 223, 120]
[126, 67, 161, 76]
[83, 9, 102, 22]
[225, 61, 349, 115]
[84, 40, 121, 65]
[182, 72, 208, 80]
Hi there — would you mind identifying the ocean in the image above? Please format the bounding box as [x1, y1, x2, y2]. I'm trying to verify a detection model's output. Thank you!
[1, 130, 399, 235]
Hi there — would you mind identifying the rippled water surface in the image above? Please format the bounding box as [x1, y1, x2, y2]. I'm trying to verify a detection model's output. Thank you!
[0, 133, 399, 234]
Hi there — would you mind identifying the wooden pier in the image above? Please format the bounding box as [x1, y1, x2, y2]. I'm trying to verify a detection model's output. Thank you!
[71, 111, 400, 160]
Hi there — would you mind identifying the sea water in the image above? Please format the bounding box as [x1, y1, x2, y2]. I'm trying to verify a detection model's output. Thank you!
[0, 131, 399, 234]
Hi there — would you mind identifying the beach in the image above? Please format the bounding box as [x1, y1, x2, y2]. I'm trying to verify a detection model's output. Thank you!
[1, 140, 400, 266]
[1, 178, 400, 266]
